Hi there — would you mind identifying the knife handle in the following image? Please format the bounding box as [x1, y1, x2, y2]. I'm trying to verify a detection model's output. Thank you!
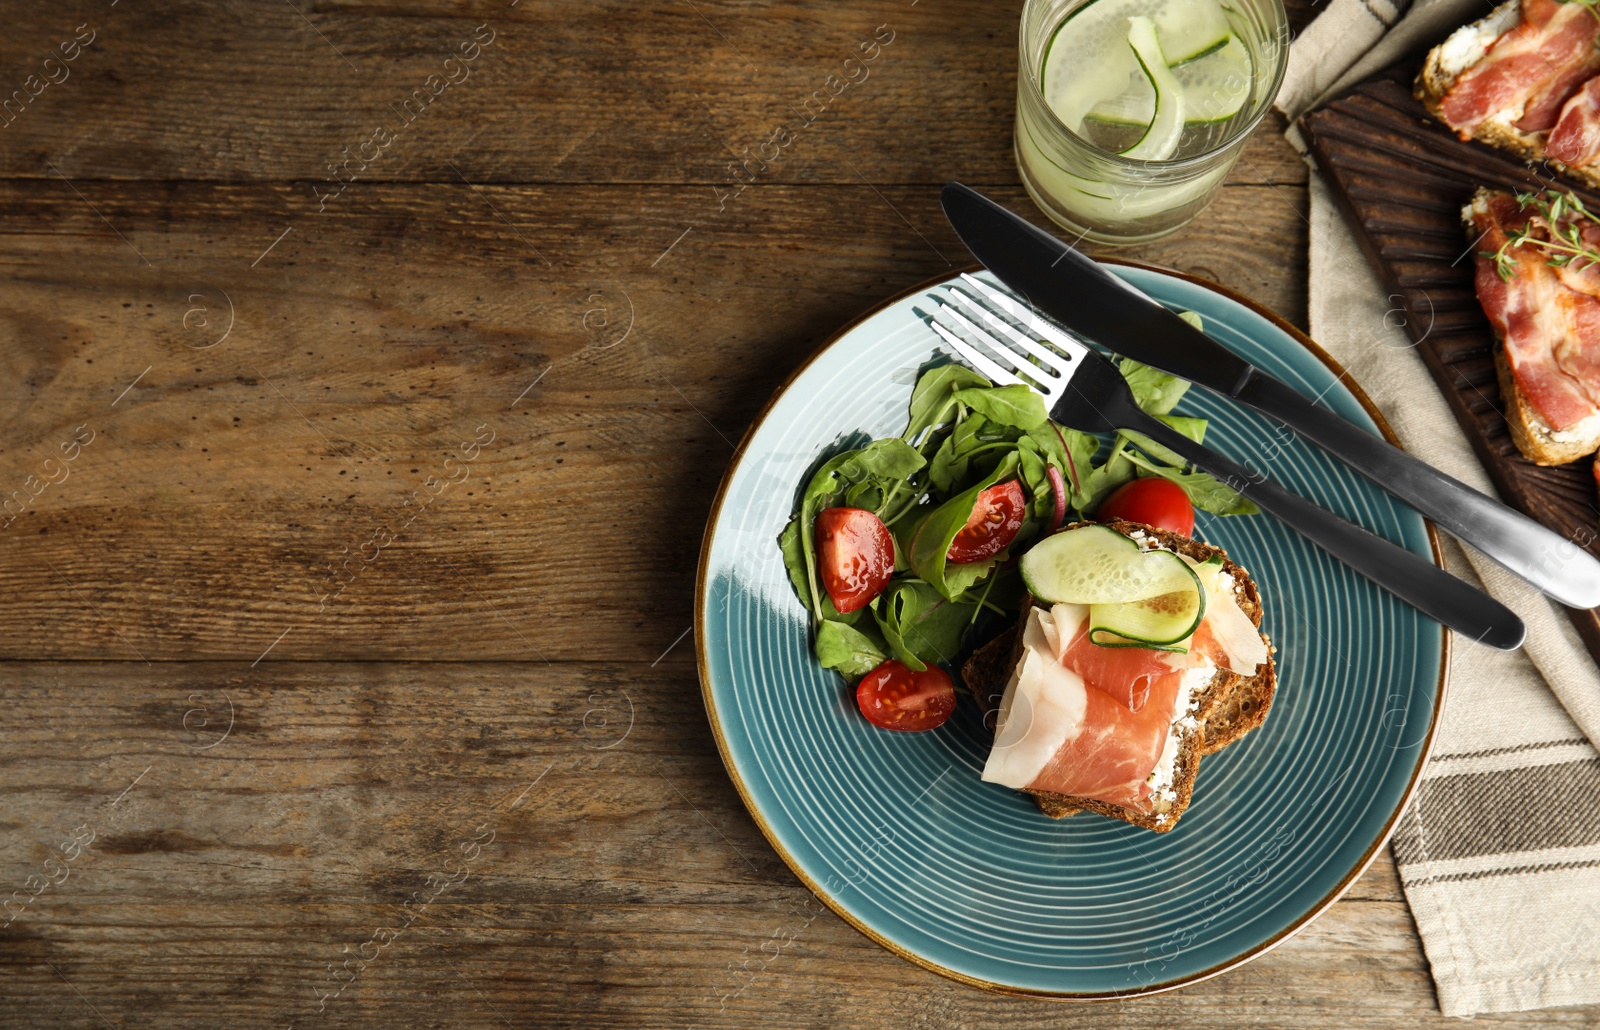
[1127, 412, 1527, 650]
[1236, 373, 1600, 610]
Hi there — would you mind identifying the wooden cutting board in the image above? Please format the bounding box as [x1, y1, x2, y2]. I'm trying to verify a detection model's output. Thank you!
[1300, 62, 1600, 665]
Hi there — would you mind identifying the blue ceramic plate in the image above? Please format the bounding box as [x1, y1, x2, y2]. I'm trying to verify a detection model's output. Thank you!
[696, 263, 1447, 998]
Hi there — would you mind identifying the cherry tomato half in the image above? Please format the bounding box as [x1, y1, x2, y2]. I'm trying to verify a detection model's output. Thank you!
[1097, 477, 1196, 536]
[946, 480, 1026, 564]
[856, 660, 957, 732]
[816, 507, 894, 614]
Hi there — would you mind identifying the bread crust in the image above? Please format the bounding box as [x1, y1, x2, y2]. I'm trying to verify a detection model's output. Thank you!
[1416, 0, 1600, 193]
[1493, 325, 1600, 464]
[960, 520, 1277, 832]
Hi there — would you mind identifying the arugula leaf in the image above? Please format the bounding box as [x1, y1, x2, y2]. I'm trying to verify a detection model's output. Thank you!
[843, 479, 886, 512]
[1119, 414, 1207, 468]
[952, 385, 1048, 430]
[815, 619, 889, 677]
[951, 411, 988, 453]
[1026, 423, 1100, 511]
[1123, 451, 1260, 516]
[873, 603, 923, 671]
[1079, 438, 1138, 512]
[875, 580, 976, 668]
[778, 518, 810, 608]
[1177, 310, 1204, 332]
[904, 364, 989, 445]
[1016, 437, 1053, 524]
[1119, 358, 1191, 416]
[838, 437, 926, 481]
[928, 433, 967, 494]
[942, 550, 1004, 596]
[908, 452, 1021, 600]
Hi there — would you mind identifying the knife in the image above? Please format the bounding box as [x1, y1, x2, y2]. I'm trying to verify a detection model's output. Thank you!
[941, 181, 1600, 611]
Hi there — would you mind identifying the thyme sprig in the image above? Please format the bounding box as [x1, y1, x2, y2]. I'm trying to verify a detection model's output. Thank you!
[1492, 189, 1600, 282]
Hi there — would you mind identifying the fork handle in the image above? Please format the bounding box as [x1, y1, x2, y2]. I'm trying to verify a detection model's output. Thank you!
[1236, 373, 1600, 609]
[1127, 412, 1527, 650]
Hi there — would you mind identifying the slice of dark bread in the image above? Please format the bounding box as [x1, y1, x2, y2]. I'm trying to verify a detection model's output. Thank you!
[961, 520, 1277, 830]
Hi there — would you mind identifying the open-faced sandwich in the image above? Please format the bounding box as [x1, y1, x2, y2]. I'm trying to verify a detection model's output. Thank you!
[963, 519, 1276, 832]
[1419, 0, 1600, 185]
[1466, 187, 1600, 470]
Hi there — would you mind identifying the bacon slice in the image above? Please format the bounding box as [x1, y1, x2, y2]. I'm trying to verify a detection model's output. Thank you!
[1549, 78, 1600, 166]
[1472, 191, 1600, 430]
[1441, 0, 1600, 136]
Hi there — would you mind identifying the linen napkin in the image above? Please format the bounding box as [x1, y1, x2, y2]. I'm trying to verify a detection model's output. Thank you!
[1277, 2, 1600, 1015]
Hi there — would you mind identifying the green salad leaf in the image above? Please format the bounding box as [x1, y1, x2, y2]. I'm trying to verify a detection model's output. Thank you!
[874, 580, 978, 670]
[815, 619, 889, 677]
[1119, 357, 1191, 416]
[1119, 414, 1207, 468]
[1124, 450, 1261, 516]
[779, 313, 1256, 682]
[908, 451, 1020, 601]
[904, 363, 988, 445]
[951, 384, 1048, 430]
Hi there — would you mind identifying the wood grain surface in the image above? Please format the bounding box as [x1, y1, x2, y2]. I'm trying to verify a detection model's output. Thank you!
[0, 0, 1590, 1026]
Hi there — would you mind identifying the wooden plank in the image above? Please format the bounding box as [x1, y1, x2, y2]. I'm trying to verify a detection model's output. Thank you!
[0, 180, 1303, 662]
[4, 1, 1510, 1026]
[1302, 66, 1600, 671]
[1, 660, 1563, 1029]
[0, 2, 1309, 188]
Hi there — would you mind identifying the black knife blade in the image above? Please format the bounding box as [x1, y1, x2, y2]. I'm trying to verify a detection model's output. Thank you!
[940, 180, 1600, 611]
[940, 182, 1256, 394]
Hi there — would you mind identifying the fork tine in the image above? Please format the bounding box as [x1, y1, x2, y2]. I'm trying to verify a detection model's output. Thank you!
[915, 307, 1024, 388]
[960, 273, 1086, 356]
[942, 286, 1076, 377]
[930, 300, 1060, 393]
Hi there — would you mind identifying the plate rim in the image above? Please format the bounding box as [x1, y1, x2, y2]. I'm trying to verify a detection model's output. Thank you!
[693, 259, 1451, 1000]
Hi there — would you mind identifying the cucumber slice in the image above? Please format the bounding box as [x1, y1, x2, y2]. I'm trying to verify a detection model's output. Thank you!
[1021, 525, 1207, 648]
[1040, 0, 1143, 132]
[1020, 525, 1194, 603]
[1153, 0, 1232, 64]
[1175, 34, 1252, 124]
[1084, 31, 1253, 131]
[1120, 17, 1184, 161]
[1089, 572, 1205, 647]
[1085, 83, 1155, 129]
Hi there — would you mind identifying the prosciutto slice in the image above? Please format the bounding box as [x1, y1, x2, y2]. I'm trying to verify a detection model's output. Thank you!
[1549, 78, 1600, 166]
[983, 602, 1227, 814]
[1025, 658, 1183, 811]
[1471, 191, 1600, 431]
[1048, 619, 1177, 713]
[1440, 0, 1600, 136]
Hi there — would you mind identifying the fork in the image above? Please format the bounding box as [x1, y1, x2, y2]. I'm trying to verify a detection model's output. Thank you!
[916, 274, 1527, 651]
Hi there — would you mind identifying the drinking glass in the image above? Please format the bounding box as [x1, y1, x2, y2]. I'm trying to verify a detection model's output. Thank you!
[1015, 0, 1290, 245]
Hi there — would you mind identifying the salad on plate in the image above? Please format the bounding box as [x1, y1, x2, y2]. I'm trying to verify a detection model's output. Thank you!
[776, 318, 1258, 733]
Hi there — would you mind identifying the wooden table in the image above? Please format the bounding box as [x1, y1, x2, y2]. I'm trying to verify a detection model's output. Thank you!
[1, 2, 1594, 1026]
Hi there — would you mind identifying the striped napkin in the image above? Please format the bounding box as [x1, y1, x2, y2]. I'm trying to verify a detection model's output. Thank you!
[1278, 2, 1600, 1015]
